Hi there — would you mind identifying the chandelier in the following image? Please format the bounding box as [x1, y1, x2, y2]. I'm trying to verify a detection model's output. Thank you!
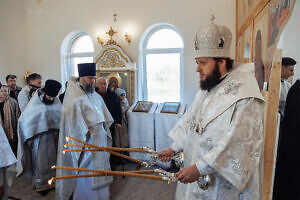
[96, 14, 132, 47]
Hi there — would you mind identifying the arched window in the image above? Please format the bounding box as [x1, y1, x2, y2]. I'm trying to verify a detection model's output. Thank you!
[139, 24, 184, 102]
[61, 31, 94, 85]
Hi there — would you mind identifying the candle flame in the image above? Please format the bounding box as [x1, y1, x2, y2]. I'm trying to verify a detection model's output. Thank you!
[51, 165, 56, 169]
[142, 162, 149, 168]
[66, 137, 70, 142]
[64, 144, 67, 148]
[48, 179, 53, 185]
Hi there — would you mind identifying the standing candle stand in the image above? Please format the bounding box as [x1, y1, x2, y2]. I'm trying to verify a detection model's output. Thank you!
[115, 128, 125, 176]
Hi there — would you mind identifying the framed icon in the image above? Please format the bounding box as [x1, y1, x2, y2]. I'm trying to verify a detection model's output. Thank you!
[161, 102, 180, 114]
[132, 101, 153, 113]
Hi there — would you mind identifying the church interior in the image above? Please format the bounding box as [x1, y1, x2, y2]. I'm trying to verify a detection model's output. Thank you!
[1, 0, 300, 199]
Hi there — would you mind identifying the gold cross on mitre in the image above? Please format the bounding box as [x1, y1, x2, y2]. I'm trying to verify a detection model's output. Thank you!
[36, 0, 42, 4]
[211, 14, 215, 24]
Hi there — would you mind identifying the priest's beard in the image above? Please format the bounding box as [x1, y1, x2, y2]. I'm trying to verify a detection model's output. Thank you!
[200, 62, 221, 91]
[42, 95, 54, 105]
[81, 80, 95, 94]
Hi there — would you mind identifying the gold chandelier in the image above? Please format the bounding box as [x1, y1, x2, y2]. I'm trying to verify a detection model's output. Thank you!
[96, 14, 132, 47]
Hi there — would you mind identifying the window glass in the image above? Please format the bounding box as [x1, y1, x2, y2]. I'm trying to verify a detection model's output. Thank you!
[72, 35, 94, 53]
[146, 53, 180, 102]
[146, 29, 183, 49]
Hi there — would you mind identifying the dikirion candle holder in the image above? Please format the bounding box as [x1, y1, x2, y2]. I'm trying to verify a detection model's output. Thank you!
[49, 166, 178, 185]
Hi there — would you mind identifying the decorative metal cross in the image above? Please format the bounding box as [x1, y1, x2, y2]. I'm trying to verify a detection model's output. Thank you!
[106, 26, 117, 38]
[105, 26, 118, 45]
[211, 14, 215, 24]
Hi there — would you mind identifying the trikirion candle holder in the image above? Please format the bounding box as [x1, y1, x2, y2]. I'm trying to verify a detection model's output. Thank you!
[63, 136, 184, 168]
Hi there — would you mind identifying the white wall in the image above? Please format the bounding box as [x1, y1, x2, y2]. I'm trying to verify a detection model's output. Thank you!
[0, 0, 27, 86]
[282, 0, 300, 83]
[1, 0, 236, 105]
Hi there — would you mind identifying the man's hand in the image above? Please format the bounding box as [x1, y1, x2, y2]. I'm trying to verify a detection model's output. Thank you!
[26, 139, 34, 149]
[115, 124, 122, 129]
[158, 147, 175, 162]
[176, 164, 200, 184]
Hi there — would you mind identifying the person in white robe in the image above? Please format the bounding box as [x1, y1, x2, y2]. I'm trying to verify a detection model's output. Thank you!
[278, 57, 296, 118]
[0, 124, 17, 200]
[18, 73, 42, 112]
[159, 20, 264, 200]
[56, 63, 113, 200]
[16, 79, 62, 193]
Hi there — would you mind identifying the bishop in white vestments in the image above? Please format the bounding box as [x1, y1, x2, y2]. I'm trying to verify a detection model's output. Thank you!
[16, 79, 62, 192]
[56, 63, 113, 200]
[159, 21, 264, 200]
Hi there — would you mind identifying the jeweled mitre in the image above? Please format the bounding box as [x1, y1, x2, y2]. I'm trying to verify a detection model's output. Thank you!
[194, 23, 232, 59]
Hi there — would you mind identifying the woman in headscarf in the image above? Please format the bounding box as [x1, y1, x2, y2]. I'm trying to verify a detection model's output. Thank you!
[114, 88, 129, 148]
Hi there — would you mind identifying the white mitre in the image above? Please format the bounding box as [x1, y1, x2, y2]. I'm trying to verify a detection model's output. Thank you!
[194, 16, 232, 59]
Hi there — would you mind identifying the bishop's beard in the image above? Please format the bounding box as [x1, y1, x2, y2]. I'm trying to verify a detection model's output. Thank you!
[200, 62, 221, 91]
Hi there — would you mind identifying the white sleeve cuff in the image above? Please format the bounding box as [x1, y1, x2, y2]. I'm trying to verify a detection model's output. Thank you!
[170, 143, 182, 152]
[195, 160, 214, 175]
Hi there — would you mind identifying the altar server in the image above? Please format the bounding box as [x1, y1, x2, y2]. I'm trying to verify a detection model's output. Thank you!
[17, 79, 62, 193]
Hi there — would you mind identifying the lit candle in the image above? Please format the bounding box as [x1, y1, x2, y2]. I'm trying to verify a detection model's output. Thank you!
[48, 178, 53, 185]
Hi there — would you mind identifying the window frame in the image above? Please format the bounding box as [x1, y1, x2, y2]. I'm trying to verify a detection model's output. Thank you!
[61, 31, 94, 87]
[139, 24, 184, 102]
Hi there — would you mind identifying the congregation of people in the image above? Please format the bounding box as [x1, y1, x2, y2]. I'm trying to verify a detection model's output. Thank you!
[0, 65, 129, 199]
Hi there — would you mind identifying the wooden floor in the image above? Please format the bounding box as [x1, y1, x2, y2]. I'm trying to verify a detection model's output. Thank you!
[8, 163, 176, 200]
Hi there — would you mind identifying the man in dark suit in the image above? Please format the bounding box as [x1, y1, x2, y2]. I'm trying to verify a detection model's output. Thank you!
[6, 75, 22, 101]
[96, 77, 122, 166]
